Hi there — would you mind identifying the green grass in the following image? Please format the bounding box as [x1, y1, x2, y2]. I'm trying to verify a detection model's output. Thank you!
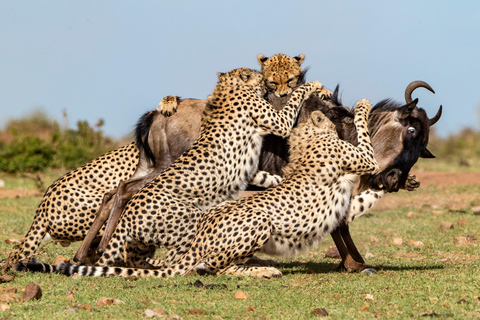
[1, 184, 479, 319]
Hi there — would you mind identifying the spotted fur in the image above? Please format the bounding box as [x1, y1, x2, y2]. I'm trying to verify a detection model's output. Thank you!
[87, 68, 325, 268]
[53, 99, 378, 278]
[8, 143, 142, 266]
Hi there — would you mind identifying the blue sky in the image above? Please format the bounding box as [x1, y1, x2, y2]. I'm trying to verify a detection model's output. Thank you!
[1, 1, 479, 139]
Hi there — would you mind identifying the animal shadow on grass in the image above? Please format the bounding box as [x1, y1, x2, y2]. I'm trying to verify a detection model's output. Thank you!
[280, 261, 445, 275]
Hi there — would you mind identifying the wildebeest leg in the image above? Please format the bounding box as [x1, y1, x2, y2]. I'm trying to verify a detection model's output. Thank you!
[74, 189, 117, 264]
[97, 171, 159, 253]
[331, 222, 377, 273]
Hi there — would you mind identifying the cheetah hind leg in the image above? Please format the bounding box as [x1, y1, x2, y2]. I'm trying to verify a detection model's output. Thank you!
[156, 96, 180, 117]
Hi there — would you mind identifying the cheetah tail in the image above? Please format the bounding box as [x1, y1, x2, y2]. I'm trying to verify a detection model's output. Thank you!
[14, 257, 57, 273]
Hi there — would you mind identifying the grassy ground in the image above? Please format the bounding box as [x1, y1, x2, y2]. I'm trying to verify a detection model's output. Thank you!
[0, 172, 479, 319]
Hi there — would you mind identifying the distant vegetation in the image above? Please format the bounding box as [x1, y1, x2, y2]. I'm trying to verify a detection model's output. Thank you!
[0, 109, 119, 173]
[415, 127, 480, 172]
[0, 109, 479, 173]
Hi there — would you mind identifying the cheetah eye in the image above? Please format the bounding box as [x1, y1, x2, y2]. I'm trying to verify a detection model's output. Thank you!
[407, 127, 416, 134]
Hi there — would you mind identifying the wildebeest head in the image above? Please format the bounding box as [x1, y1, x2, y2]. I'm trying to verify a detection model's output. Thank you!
[364, 81, 442, 192]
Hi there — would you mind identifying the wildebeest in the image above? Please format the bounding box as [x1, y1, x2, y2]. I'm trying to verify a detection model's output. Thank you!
[75, 79, 441, 273]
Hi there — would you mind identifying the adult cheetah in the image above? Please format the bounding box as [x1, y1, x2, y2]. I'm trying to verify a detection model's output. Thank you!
[53, 99, 378, 278]
[5, 143, 145, 268]
[88, 68, 326, 267]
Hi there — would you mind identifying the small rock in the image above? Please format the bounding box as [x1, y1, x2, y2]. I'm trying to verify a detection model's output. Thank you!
[62, 308, 77, 314]
[365, 294, 375, 301]
[96, 297, 124, 307]
[432, 210, 445, 215]
[23, 284, 42, 301]
[4, 238, 21, 245]
[72, 273, 82, 280]
[393, 238, 403, 246]
[0, 274, 15, 284]
[370, 236, 379, 243]
[413, 241, 424, 247]
[407, 211, 415, 218]
[234, 291, 250, 300]
[365, 252, 374, 259]
[324, 247, 341, 259]
[143, 309, 159, 318]
[471, 206, 480, 215]
[0, 180, 4, 188]
[312, 308, 328, 316]
[53, 255, 71, 265]
[457, 220, 468, 226]
[78, 304, 92, 311]
[0, 304, 10, 311]
[439, 221, 454, 230]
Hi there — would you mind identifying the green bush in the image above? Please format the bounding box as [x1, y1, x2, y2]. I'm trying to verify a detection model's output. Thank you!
[0, 136, 55, 173]
[0, 111, 118, 173]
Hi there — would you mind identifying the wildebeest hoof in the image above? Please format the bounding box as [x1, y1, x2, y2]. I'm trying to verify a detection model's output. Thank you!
[360, 267, 378, 275]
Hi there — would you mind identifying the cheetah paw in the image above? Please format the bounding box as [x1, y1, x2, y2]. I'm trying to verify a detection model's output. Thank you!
[156, 96, 180, 117]
[404, 174, 420, 191]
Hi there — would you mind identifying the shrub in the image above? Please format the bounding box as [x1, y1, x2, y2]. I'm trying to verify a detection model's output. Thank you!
[0, 111, 118, 173]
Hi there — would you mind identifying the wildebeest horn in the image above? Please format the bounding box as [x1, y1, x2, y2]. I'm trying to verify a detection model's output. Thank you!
[405, 81, 435, 104]
[429, 105, 442, 126]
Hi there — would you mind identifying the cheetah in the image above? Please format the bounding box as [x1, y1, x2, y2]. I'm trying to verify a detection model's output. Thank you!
[5, 143, 148, 268]
[52, 99, 379, 278]
[82, 68, 326, 268]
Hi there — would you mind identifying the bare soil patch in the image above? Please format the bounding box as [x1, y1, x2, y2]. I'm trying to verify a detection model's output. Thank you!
[412, 171, 480, 187]
[0, 189, 42, 199]
[372, 171, 480, 212]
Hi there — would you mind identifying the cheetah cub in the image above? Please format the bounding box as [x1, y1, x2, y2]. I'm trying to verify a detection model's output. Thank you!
[53, 99, 378, 278]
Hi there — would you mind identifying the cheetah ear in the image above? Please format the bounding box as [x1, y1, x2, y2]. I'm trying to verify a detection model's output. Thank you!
[217, 72, 225, 79]
[257, 54, 268, 66]
[294, 54, 305, 64]
[311, 111, 326, 126]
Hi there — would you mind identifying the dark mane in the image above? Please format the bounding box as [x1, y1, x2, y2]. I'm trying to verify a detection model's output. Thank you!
[371, 98, 403, 113]
[135, 110, 156, 166]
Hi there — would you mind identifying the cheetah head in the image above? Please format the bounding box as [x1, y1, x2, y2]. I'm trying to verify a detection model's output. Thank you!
[257, 53, 306, 98]
[215, 68, 266, 97]
[310, 110, 337, 134]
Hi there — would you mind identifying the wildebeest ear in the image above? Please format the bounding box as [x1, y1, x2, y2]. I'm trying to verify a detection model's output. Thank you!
[311, 111, 326, 126]
[294, 54, 305, 64]
[394, 98, 418, 122]
[257, 54, 268, 66]
[420, 148, 435, 158]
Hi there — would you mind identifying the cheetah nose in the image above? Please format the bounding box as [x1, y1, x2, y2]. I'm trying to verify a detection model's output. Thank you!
[279, 93, 288, 98]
